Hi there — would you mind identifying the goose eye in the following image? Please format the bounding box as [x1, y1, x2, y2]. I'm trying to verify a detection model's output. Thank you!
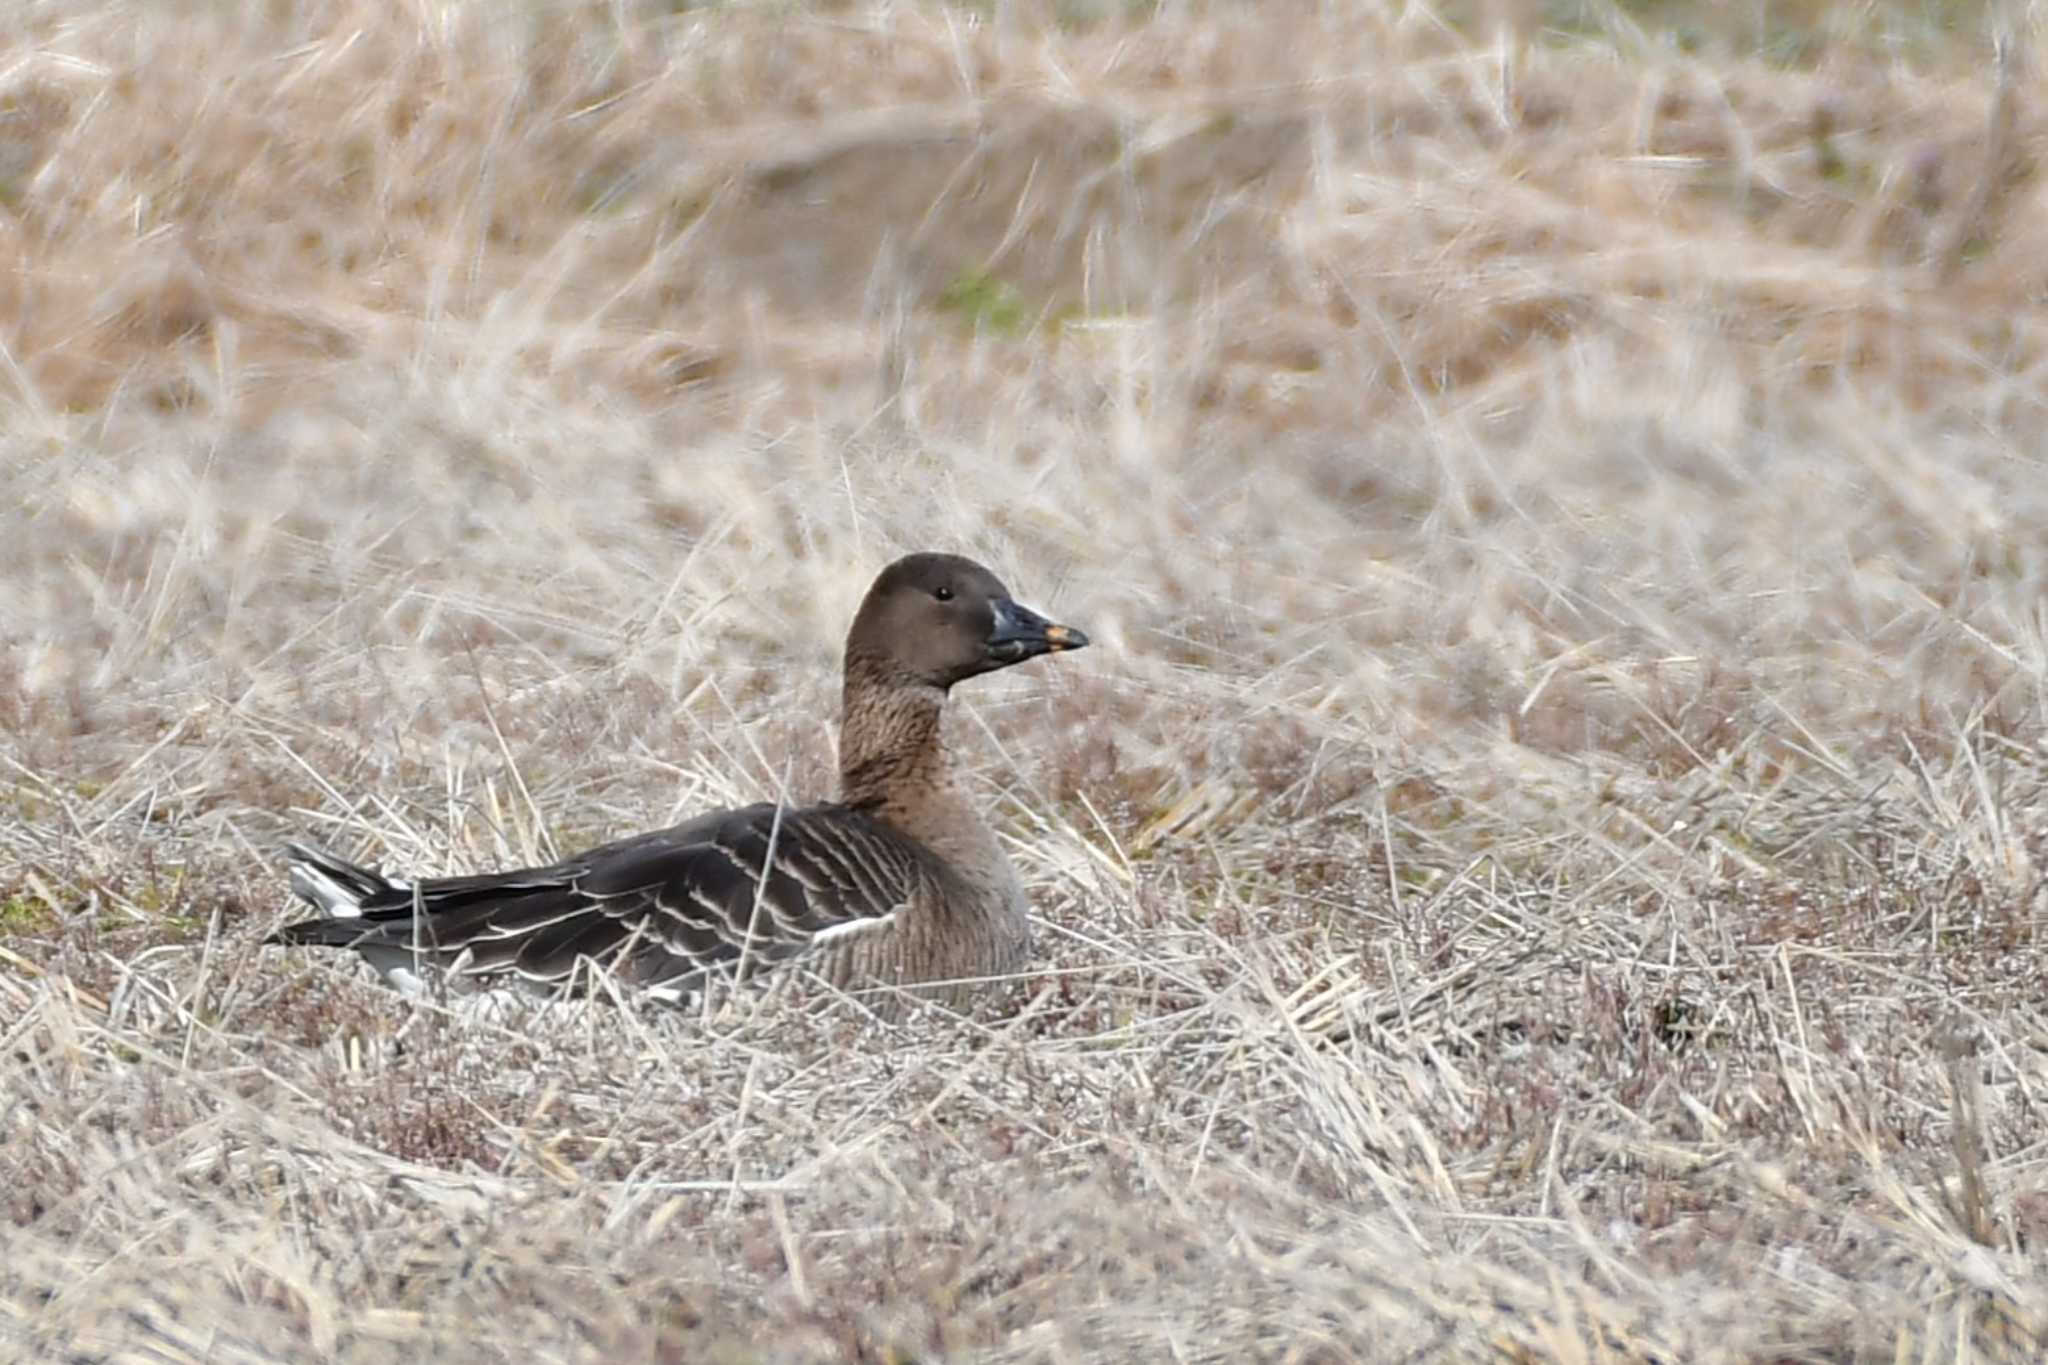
[934, 585, 954, 602]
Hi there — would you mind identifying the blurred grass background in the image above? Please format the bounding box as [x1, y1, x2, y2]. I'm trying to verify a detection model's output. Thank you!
[5, 1, 2048, 1360]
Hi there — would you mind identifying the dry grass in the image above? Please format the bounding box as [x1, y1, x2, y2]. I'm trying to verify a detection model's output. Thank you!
[7, 0, 2048, 1358]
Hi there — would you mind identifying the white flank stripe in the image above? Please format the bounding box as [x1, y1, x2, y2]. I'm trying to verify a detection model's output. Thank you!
[809, 909, 898, 947]
[644, 979, 691, 1006]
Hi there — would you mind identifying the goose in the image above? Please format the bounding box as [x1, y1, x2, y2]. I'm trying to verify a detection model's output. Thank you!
[268, 552, 1088, 1008]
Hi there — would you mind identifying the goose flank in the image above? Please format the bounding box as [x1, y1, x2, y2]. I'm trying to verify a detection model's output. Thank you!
[268, 552, 1089, 1007]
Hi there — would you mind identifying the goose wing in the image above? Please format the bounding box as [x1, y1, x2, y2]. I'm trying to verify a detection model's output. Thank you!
[271, 802, 928, 999]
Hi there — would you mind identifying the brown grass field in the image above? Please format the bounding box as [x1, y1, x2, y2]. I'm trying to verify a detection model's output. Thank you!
[7, 0, 2048, 1359]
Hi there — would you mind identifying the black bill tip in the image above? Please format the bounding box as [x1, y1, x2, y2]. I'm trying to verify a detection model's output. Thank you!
[986, 600, 1090, 664]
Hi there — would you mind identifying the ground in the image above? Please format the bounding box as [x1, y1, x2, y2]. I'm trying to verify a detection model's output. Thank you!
[5, 0, 2048, 1360]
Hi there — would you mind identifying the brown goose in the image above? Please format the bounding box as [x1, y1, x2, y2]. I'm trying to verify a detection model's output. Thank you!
[269, 552, 1088, 1007]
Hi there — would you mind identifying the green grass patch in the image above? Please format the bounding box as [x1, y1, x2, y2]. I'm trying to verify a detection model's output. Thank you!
[938, 269, 1029, 337]
[0, 894, 55, 935]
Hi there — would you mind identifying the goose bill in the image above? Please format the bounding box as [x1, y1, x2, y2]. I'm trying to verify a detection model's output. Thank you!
[985, 600, 1090, 663]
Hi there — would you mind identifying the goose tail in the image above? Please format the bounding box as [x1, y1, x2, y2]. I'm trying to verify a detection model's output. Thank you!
[270, 842, 406, 939]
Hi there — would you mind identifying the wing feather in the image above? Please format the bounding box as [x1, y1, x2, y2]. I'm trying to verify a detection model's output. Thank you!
[272, 802, 929, 1000]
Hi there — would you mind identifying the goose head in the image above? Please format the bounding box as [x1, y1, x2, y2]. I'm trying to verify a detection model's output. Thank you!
[846, 552, 1089, 691]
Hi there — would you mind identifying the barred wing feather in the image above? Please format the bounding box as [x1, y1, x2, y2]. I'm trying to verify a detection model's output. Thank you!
[270, 803, 927, 999]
